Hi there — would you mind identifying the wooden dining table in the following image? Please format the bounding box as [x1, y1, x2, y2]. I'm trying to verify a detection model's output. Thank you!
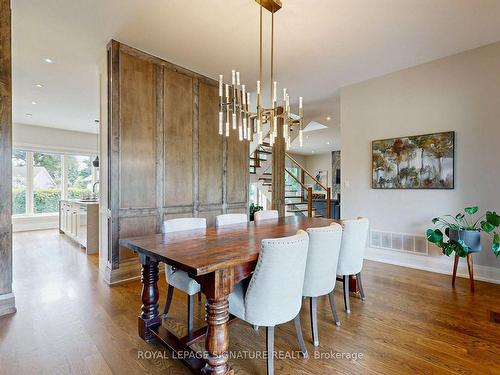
[120, 216, 339, 374]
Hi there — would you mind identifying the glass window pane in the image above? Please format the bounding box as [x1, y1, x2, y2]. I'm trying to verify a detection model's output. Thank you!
[33, 152, 62, 213]
[12, 150, 27, 215]
[67, 155, 93, 199]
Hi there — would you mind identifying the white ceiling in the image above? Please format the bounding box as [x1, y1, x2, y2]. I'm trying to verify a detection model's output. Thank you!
[12, 0, 500, 149]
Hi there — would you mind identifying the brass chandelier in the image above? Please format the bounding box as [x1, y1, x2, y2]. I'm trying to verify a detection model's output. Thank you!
[218, 0, 304, 149]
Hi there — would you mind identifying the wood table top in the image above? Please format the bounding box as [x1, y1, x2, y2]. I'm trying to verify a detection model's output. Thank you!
[120, 216, 339, 276]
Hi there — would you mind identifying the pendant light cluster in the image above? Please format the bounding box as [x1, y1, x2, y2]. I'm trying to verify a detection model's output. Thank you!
[218, 0, 304, 149]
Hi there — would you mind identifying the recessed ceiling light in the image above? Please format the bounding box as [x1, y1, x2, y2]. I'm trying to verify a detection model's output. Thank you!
[35, 83, 43, 88]
[326, 141, 330, 145]
[44, 58, 53, 63]
[311, 150, 315, 153]
[31, 101, 37, 105]
[25, 113, 33, 117]
[326, 116, 331, 121]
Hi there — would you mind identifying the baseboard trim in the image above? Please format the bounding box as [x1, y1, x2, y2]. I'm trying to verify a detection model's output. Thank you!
[365, 247, 500, 285]
[102, 257, 165, 286]
[0, 293, 17, 317]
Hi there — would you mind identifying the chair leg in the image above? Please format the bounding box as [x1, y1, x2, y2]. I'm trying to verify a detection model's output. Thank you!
[309, 297, 319, 346]
[452, 254, 459, 287]
[198, 291, 202, 304]
[343, 275, 351, 314]
[293, 315, 308, 358]
[356, 272, 366, 301]
[467, 254, 475, 292]
[163, 285, 174, 318]
[266, 326, 274, 375]
[187, 294, 194, 333]
[328, 292, 341, 326]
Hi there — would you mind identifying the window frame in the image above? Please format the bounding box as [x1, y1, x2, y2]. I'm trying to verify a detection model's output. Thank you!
[12, 148, 97, 217]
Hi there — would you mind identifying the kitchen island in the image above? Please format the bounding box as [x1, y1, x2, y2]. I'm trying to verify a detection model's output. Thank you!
[59, 199, 99, 254]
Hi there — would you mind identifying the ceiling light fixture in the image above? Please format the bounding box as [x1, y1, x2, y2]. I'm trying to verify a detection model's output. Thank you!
[327, 141, 330, 145]
[35, 83, 43, 88]
[218, 0, 304, 150]
[326, 116, 331, 121]
[44, 58, 53, 63]
[311, 150, 315, 153]
[31, 101, 37, 105]
[25, 113, 33, 117]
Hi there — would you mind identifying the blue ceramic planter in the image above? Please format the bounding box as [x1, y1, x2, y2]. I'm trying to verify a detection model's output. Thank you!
[449, 229, 482, 253]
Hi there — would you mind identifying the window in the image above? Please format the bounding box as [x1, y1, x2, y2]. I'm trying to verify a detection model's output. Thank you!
[67, 155, 93, 199]
[12, 149, 97, 216]
[12, 151, 27, 215]
[33, 152, 62, 213]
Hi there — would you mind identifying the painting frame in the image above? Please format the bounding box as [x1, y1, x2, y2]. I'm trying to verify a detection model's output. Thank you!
[371, 131, 455, 190]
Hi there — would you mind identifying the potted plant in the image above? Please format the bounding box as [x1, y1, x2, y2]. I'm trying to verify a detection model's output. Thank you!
[249, 203, 263, 221]
[426, 206, 500, 258]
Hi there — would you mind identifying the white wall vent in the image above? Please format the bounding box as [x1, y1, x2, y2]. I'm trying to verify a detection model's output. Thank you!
[370, 230, 428, 255]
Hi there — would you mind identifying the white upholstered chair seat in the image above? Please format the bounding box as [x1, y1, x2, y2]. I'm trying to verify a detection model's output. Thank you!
[162, 217, 207, 333]
[301, 224, 343, 346]
[166, 266, 200, 295]
[228, 230, 310, 374]
[336, 217, 369, 314]
[216, 213, 248, 227]
[253, 209, 279, 222]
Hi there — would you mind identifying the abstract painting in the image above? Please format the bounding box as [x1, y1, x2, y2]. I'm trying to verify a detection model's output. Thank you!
[372, 131, 455, 189]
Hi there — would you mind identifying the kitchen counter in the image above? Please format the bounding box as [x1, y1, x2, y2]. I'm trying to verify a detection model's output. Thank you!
[59, 199, 99, 254]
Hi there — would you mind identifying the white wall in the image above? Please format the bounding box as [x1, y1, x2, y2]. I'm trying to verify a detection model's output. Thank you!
[305, 153, 333, 189]
[13, 123, 98, 154]
[341, 42, 500, 278]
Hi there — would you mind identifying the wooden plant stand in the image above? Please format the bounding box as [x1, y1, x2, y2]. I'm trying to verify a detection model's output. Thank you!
[452, 254, 475, 292]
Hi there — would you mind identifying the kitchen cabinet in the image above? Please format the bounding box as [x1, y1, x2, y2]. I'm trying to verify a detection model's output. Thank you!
[59, 200, 99, 254]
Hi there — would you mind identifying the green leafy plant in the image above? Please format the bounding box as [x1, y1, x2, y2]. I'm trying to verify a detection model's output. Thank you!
[426, 206, 500, 258]
[249, 203, 263, 221]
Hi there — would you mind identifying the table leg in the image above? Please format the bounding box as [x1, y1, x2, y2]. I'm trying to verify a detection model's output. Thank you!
[199, 269, 235, 375]
[138, 256, 160, 343]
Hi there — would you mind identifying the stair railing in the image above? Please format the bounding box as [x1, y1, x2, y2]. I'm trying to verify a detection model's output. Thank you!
[285, 169, 313, 217]
[285, 153, 331, 219]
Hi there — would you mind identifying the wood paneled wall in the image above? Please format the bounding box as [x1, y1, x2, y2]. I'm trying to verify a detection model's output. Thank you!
[107, 41, 248, 271]
[0, 0, 15, 315]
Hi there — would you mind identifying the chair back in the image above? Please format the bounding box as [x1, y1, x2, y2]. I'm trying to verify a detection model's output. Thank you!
[216, 214, 248, 227]
[244, 230, 309, 326]
[337, 217, 369, 275]
[162, 218, 206, 234]
[302, 223, 343, 297]
[254, 210, 278, 222]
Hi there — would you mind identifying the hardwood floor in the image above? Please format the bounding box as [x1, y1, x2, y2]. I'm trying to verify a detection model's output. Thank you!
[1, 230, 500, 375]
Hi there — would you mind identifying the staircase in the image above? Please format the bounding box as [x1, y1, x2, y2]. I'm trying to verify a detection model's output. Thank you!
[249, 143, 332, 218]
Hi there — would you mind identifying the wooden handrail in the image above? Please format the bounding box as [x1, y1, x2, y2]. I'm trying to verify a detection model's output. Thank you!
[285, 169, 308, 191]
[285, 153, 328, 191]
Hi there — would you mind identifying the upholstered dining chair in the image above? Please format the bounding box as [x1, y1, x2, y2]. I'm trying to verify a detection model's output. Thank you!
[302, 223, 343, 346]
[215, 213, 248, 227]
[162, 218, 206, 333]
[253, 209, 279, 222]
[228, 231, 310, 375]
[336, 217, 370, 314]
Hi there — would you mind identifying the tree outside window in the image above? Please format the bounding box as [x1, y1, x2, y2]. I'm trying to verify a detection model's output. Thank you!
[12, 151, 27, 215]
[67, 155, 93, 199]
[33, 152, 62, 213]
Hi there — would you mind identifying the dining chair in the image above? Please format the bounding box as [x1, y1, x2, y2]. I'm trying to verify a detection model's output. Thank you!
[336, 217, 369, 314]
[302, 223, 343, 346]
[254, 209, 279, 222]
[162, 217, 206, 333]
[216, 213, 248, 227]
[228, 231, 310, 375]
